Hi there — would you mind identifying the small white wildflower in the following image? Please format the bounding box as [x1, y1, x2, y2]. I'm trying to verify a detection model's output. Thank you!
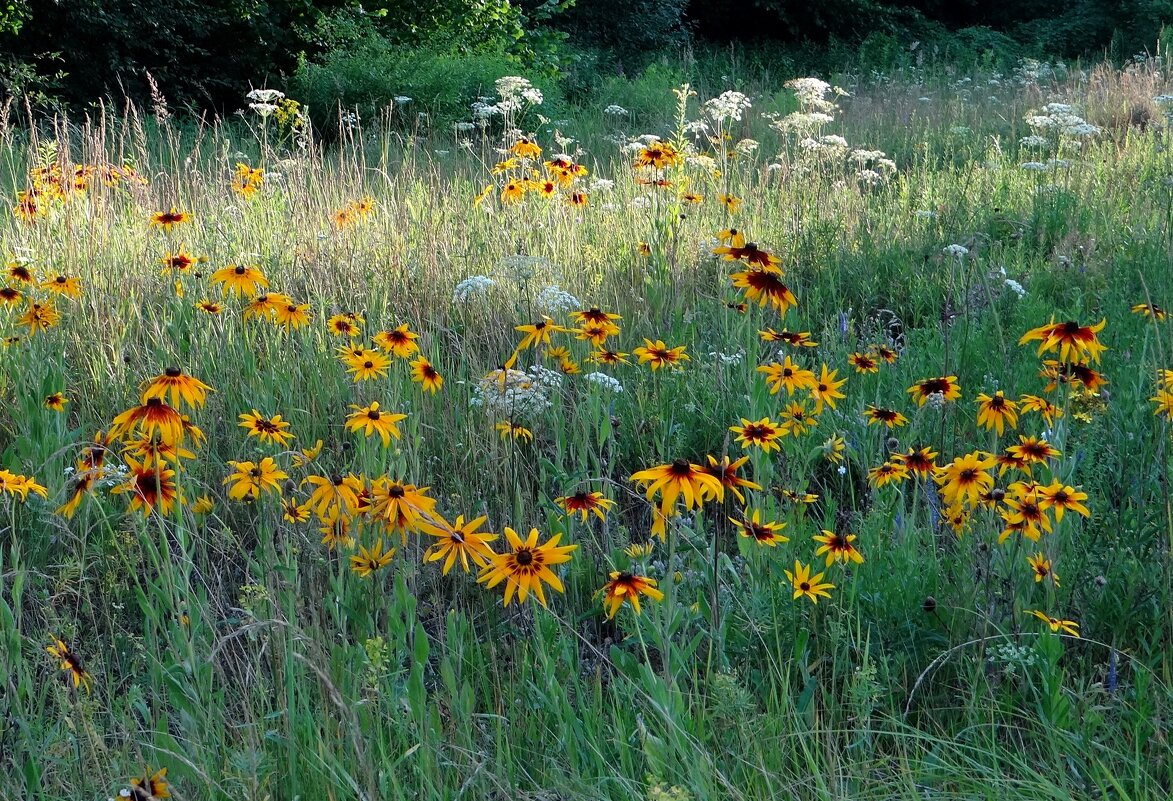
[249, 103, 278, 117]
[631, 195, 652, 209]
[589, 178, 615, 192]
[1020, 134, 1049, 148]
[246, 88, 284, 103]
[837, 465, 848, 475]
[603, 104, 629, 116]
[535, 285, 581, 315]
[1004, 278, 1026, 298]
[453, 275, 495, 303]
[703, 90, 752, 124]
[943, 244, 969, 257]
[394, 96, 412, 105]
[1020, 161, 1050, 171]
[584, 372, 623, 392]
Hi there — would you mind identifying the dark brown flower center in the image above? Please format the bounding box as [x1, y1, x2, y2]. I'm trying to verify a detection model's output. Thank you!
[515, 549, 534, 566]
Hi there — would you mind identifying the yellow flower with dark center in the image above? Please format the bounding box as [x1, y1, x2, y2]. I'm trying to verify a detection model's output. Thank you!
[42, 274, 81, 298]
[1006, 435, 1060, 466]
[478, 527, 578, 607]
[211, 263, 268, 297]
[196, 300, 223, 314]
[575, 322, 618, 347]
[501, 181, 526, 204]
[729, 509, 788, 546]
[243, 292, 292, 321]
[732, 267, 796, 314]
[633, 141, 681, 169]
[345, 401, 407, 446]
[368, 478, 437, 536]
[785, 561, 834, 604]
[238, 410, 294, 446]
[113, 457, 181, 516]
[158, 249, 202, 274]
[568, 191, 588, 207]
[598, 572, 663, 618]
[319, 510, 355, 550]
[864, 405, 907, 428]
[896, 446, 938, 475]
[759, 328, 817, 347]
[868, 461, 910, 488]
[1039, 360, 1108, 393]
[110, 397, 185, 445]
[122, 432, 196, 467]
[281, 495, 312, 523]
[150, 208, 190, 230]
[757, 357, 816, 395]
[420, 514, 497, 574]
[0, 469, 46, 501]
[631, 459, 724, 512]
[633, 339, 688, 370]
[717, 228, 746, 247]
[44, 392, 67, 411]
[558, 358, 580, 375]
[131, 767, 172, 799]
[588, 349, 630, 365]
[509, 137, 543, 159]
[141, 367, 213, 409]
[1027, 553, 1060, 586]
[291, 439, 323, 468]
[976, 391, 1019, 435]
[998, 489, 1052, 542]
[495, 420, 534, 441]
[17, 300, 61, 334]
[516, 316, 566, 350]
[700, 455, 761, 504]
[555, 490, 615, 522]
[1028, 609, 1079, 637]
[809, 365, 846, 413]
[0, 285, 22, 304]
[304, 473, 364, 519]
[192, 495, 215, 515]
[57, 473, 96, 518]
[327, 312, 364, 336]
[719, 193, 742, 212]
[6, 262, 34, 283]
[1019, 394, 1063, 425]
[731, 416, 786, 452]
[225, 457, 287, 501]
[372, 323, 420, 357]
[410, 356, 443, 392]
[1019, 317, 1107, 363]
[780, 400, 817, 436]
[345, 349, 391, 382]
[1037, 481, 1090, 521]
[47, 638, 92, 691]
[934, 451, 997, 508]
[274, 301, 311, 330]
[907, 375, 961, 406]
[1131, 302, 1166, 320]
[813, 530, 864, 565]
[870, 344, 899, 363]
[351, 538, 395, 577]
[849, 352, 879, 373]
[713, 240, 782, 269]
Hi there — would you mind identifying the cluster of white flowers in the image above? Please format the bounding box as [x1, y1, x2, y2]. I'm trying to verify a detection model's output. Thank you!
[733, 138, 760, 156]
[772, 111, 835, 133]
[589, 177, 615, 192]
[64, 461, 129, 490]
[247, 87, 284, 117]
[943, 244, 969, 258]
[584, 372, 624, 392]
[453, 275, 495, 303]
[1020, 161, 1049, 171]
[495, 76, 544, 113]
[785, 78, 839, 111]
[471, 364, 563, 419]
[535, 285, 581, 315]
[1025, 103, 1101, 138]
[685, 153, 718, 171]
[1004, 278, 1026, 298]
[603, 104, 629, 116]
[1020, 134, 1050, 148]
[703, 90, 752, 124]
[950, 125, 972, 135]
[708, 350, 744, 366]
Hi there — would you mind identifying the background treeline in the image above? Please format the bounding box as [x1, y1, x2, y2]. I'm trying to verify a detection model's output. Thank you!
[0, 0, 1169, 121]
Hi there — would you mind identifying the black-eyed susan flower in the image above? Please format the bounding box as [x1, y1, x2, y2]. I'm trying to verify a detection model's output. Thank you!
[780, 400, 817, 436]
[372, 324, 420, 357]
[1019, 318, 1107, 363]
[191, 495, 215, 515]
[1028, 609, 1079, 637]
[1006, 435, 1060, 466]
[158, 248, 202, 274]
[196, 300, 223, 315]
[976, 391, 1019, 435]
[729, 509, 788, 546]
[243, 292, 292, 322]
[516, 316, 566, 350]
[57, 473, 96, 518]
[868, 460, 910, 488]
[290, 439, 323, 468]
[113, 458, 181, 516]
[935, 451, 996, 508]
[319, 510, 355, 550]
[907, 375, 961, 406]
[42, 274, 81, 298]
[848, 352, 879, 373]
[420, 514, 497, 575]
[732, 267, 797, 314]
[211, 263, 268, 298]
[718, 193, 742, 212]
[759, 328, 817, 347]
[1019, 394, 1062, 425]
[44, 392, 67, 411]
[6, 262, 34, 283]
[238, 410, 294, 447]
[634, 141, 681, 169]
[633, 339, 689, 370]
[0, 285, 21, 305]
[598, 572, 663, 618]
[17, 300, 61, 334]
[631, 459, 724, 512]
[575, 322, 617, 347]
[478, 527, 577, 607]
[501, 181, 526, 204]
[495, 420, 533, 441]
[757, 357, 816, 395]
[281, 496, 312, 523]
[274, 300, 311, 330]
[588, 349, 630, 365]
[346, 350, 391, 382]
[731, 417, 786, 452]
[713, 241, 782, 269]
[896, 446, 938, 475]
[700, 455, 761, 503]
[122, 432, 196, 467]
[47, 638, 92, 691]
[345, 401, 407, 447]
[410, 356, 443, 392]
[1131, 303, 1166, 320]
[819, 434, 846, 463]
[571, 308, 622, 328]
[304, 473, 364, 519]
[785, 561, 834, 604]
[369, 478, 437, 536]
[809, 365, 847, 412]
[864, 405, 907, 428]
[225, 457, 287, 501]
[142, 368, 213, 409]
[130, 767, 171, 799]
[1038, 481, 1091, 521]
[555, 490, 615, 522]
[110, 398, 185, 445]
[1028, 553, 1060, 586]
[150, 208, 190, 230]
[327, 312, 364, 337]
[351, 538, 395, 577]
[813, 530, 864, 565]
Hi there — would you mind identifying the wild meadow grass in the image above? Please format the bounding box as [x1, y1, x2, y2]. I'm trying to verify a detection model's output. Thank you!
[2, 56, 1173, 800]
